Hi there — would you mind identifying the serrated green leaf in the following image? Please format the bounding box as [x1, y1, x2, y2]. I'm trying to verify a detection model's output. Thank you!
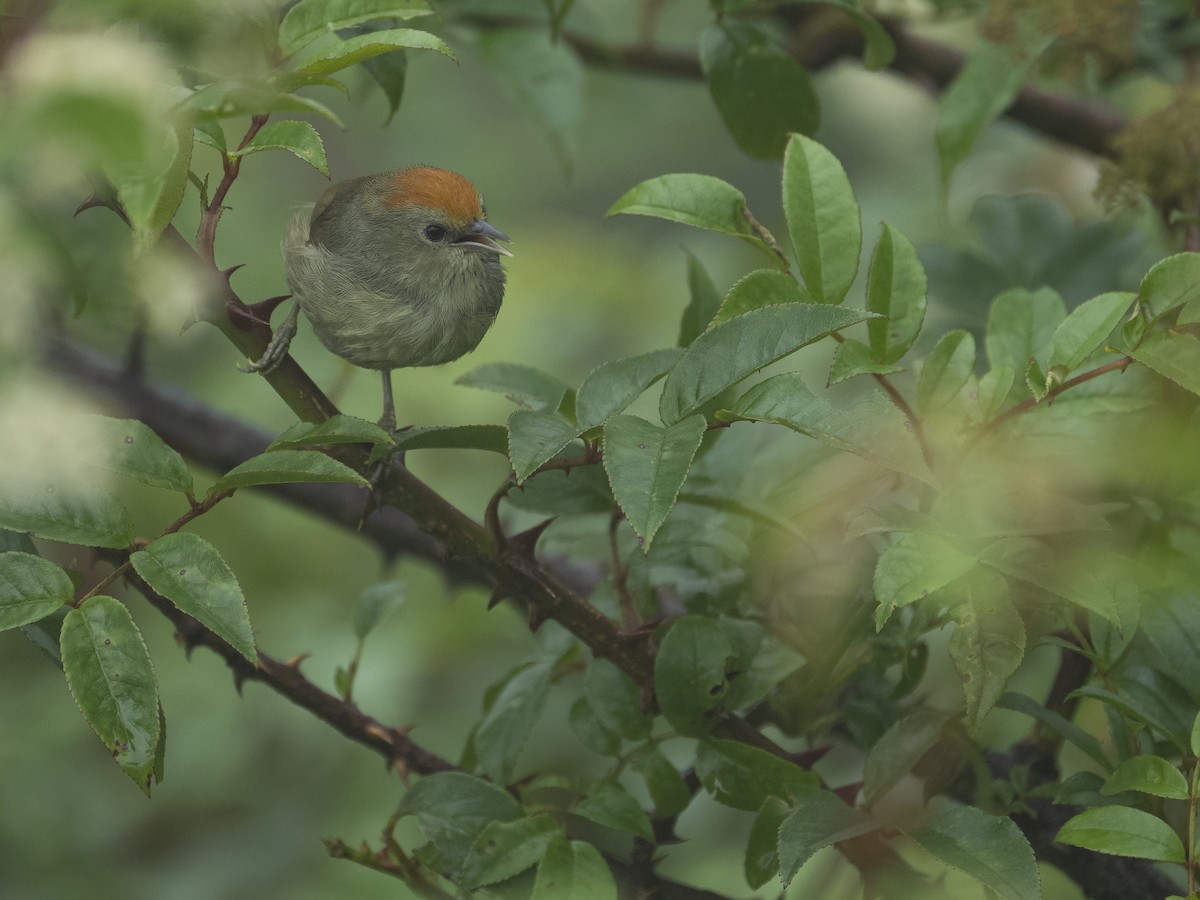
[584, 658, 651, 740]
[278, 0, 433, 55]
[1140, 252, 1200, 318]
[696, 738, 818, 812]
[908, 806, 1041, 900]
[353, 578, 405, 639]
[1102, 756, 1189, 800]
[1047, 292, 1134, 371]
[782, 134, 862, 304]
[509, 466, 613, 515]
[712, 269, 809, 326]
[603, 415, 706, 550]
[828, 337, 904, 384]
[270, 414, 394, 450]
[475, 661, 553, 784]
[949, 572, 1026, 736]
[628, 744, 692, 817]
[194, 120, 226, 152]
[659, 303, 874, 423]
[874, 532, 976, 629]
[397, 772, 522, 872]
[726, 373, 934, 483]
[61, 596, 160, 793]
[863, 706, 952, 807]
[607, 174, 775, 260]
[680, 252, 722, 346]
[1056, 806, 1185, 864]
[777, 786, 878, 884]
[576, 348, 682, 430]
[654, 615, 733, 736]
[130, 533, 256, 663]
[211, 449, 367, 493]
[456, 362, 568, 412]
[573, 781, 653, 841]
[745, 797, 790, 889]
[984, 287, 1067, 399]
[460, 814, 559, 890]
[508, 411, 580, 484]
[0, 481, 133, 549]
[701, 22, 819, 160]
[228, 120, 329, 177]
[0, 552, 72, 631]
[867, 222, 927, 363]
[390, 424, 509, 455]
[84, 416, 193, 495]
[998, 692, 1110, 769]
[532, 836, 616, 900]
[1130, 329, 1200, 398]
[917, 329, 976, 414]
[292, 27, 452, 80]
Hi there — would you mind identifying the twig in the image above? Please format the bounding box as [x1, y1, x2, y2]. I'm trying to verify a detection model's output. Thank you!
[196, 114, 268, 266]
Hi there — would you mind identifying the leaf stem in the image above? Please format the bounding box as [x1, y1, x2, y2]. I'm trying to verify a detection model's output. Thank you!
[196, 114, 269, 266]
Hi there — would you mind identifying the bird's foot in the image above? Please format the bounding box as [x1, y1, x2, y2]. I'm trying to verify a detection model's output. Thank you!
[238, 303, 298, 374]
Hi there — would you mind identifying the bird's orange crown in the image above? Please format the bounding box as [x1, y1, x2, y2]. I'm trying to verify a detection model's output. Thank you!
[384, 166, 483, 225]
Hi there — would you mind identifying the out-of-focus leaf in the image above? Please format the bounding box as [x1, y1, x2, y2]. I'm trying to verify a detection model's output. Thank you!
[532, 836, 616, 900]
[696, 739, 818, 812]
[777, 786, 878, 884]
[984, 287, 1067, 399]
[745, 797, 790, 889]
[0, 481, 133, 549]
[353, 578, 405, 639]
[999, 692, 1110, 769]
[863, 706, 952, 806]
[573, 781, 653, 841]
[0, 552, 72, 631]
[907, 806, 1041, 900]
[874, 532, 976, 629]
[628, 744, 692, 817]
[183, 82, 345, 127]
[917, 329, 975, 414]
[83, 416, 193, 495]
[475, 661, 553, 784]
[584, 658, 651, 740]
[948, 572, 1026, 735]
[679, 252, 723, 346]
[1129, 329, 1200, 398]
[1139, 252, 1200, 318]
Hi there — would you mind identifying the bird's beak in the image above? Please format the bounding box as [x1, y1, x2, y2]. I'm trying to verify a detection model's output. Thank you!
[455, 219, 513, 257]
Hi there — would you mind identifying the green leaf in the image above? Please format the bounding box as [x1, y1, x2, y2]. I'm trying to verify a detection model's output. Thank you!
[1191, 711, 1200, 757]
[1139, 252, 1200, 318]
[603, 415, 705, 550]
[917, 329, 976, 414]
[130, 533, 256, 663]
[584, 658, 651, 740]
[654, 615, 734, 736]
[781, 134, 862, 304]
[362, 42, 406, 124]
[745, 797, 790, 889]
[507, 411, 580, 484]
[532, 836, 617, 900]
[278, 0, 433, 55]
[712, 269, 810, 326]
[182, 81, 345, 127]
[60, 596, 160, 793]
[696, 738, 818, 812]
[777, 786, 878, 884]
[1056, 806, 1186, 864]
[948, 572, 1026, 736]
[679, 252, 723, 346]
[0, 552, 73, 631]
[456, 363, 569, 412]
[270, 415, 394, 450]
[475, 661, 553, 784]
[84, 416, 193, 495]
[1102, 756, 1189, 800]
[863, 706, 952, 807]
[568, 697, 621, 756]
[193, 120, 226, 152]
[573, 781, 653, 841]
[20, 606, 67, 668]
[867, 223, 927, 363]
[801, 0, 895, 69]
[725, 373, 934, 483]
[1129, 329, 1200, 398]
[352, 578, 405, 639]
[908, 806, 1041, 900]
[935, 40, 1037, 186]
[111, 122, 191, 254]
[390, 424, 509, 455]
[659, 303, 874, 423]
[700, 22, 819, 160]
[997, 693, 1109, 768]
[477, 29, 582, 171]
[984, 287, 1067, 398]
[0, 481, 133, 549]
[576, 349, 683, 430]
[874, 532, 976, 629]
[211, 449, 367, 493]
[460, 814, 559, 890]
[975, 366, 1015, 421]
[1081, 666, 1195, 752]
[228, 120, 329, 177]
[397, 772, 522, 872]
[1047, 292, 1134, 371]
[628, 744, 692, 818]
[606, 174, 774, 260]
[291, 27, 452, 77]
[828, 337, 904, 384]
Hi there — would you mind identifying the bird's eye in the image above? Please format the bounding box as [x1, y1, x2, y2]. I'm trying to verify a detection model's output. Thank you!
[424, 224, 447, 242]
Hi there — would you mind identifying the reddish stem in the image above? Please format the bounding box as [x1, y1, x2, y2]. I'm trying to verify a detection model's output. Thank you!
[196, 114, 269, 266]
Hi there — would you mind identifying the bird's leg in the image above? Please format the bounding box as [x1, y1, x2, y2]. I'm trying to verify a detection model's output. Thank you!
[378, 369, 397, 433]
[239, 302, 299, 374]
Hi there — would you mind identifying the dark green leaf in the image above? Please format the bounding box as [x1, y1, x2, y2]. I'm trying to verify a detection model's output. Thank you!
[654, 615, 733, 736]
[999, 692, 1109, 768]
[228, 119, 329, 177]
[917, 329, 975, 414]
[828, 338, 904, 384]
[777, 786, 878, 884]
[781, 134, 862, 304]
[867, 222, 927, 363]
[509, 466, 613, 515]
[659, 303, 874, 423]
[460, 814, 559, 890]
[352, 578, 405, 639]
[269, 414, 394, 450]
[1129, 329, 1200, 398]
[84, 416, 193, 495]
[391, 424, 509, 455]
[397, 772, 522, 872]
[211, 449, 367, 493]
[628, 744, 692, 817]
[1102, 756, 1189, 800]
[576, 349, 683, 430]
[130, 533, 256, 663]
[0, 552, 72, 631]
[603, 415, 706, 550]
[20, 606, 67, 668]
[532, 836, 616, 900]
[701, 22, 819, 159]
[61, 596, 160, 793]
[573, 781, 653, 841]
[1056, 806, 1185, 864]
[363, 45, 406, 124]
[948, 572, 1026, 735]
[1048, 292, 1134, 371]
[863, 706, 952, 806]
[908, 806, 1040, 900]
[508, 411, 580, 484]
[278, 0, 433, 56]
[0, 481, 133, 549]
[568, 697, 621, 756]
[800, 0, 895, 69]
[584, 658, 651, 740]
[696, 738, 818, 812]
[475, 661, 553, 783]
[874, 532, 976, 629]
[712, 269, 809, 325]
[680, 252, 723, 346]
[456, 362, 569, 412]
[745, 797, 790, 889]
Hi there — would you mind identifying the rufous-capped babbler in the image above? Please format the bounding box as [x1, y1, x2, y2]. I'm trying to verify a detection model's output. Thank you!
[244, 165, 512, 430]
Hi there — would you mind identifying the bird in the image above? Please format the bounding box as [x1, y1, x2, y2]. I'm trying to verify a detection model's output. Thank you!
[243, 165, 512, 431]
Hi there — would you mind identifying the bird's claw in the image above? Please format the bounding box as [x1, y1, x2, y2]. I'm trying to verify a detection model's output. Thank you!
[240, 303, 298, 375]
